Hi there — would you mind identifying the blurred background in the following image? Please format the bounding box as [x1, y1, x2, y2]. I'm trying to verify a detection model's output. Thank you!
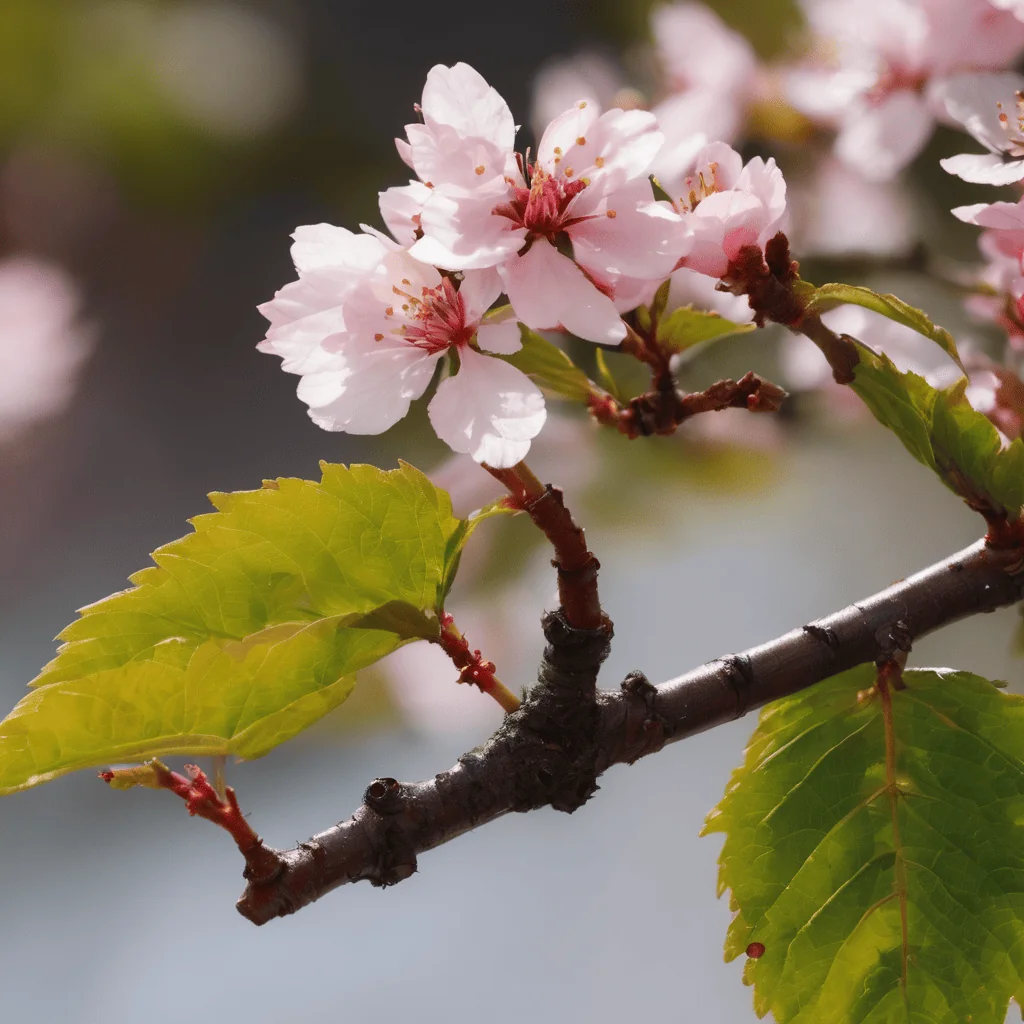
[0, 1, 1020, 1021]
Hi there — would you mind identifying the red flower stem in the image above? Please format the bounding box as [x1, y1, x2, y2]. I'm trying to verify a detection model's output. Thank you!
[483, 461, 605, 631]
[437, 613, 521, 714]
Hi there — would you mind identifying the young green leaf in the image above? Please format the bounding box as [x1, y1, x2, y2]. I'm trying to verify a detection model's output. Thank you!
[850, 342, 1024, 519]
[656, 305, 755, 354]
[0, 462, 500, 795]
[499, 324, 599, 402]
[594, 347, 624, 402]
[705, 665, 1024, 1024]
[807, 282, 964, 370]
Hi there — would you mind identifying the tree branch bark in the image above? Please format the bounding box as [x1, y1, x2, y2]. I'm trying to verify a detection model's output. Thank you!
[236, 537, 1024, 926]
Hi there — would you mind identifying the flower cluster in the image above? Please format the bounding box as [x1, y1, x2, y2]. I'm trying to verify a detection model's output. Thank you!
[260, 60, 788, 467]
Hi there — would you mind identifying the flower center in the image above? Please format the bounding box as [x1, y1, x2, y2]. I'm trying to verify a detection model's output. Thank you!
[997, 92, 1024, 156]
[675, 162, 724, 214]
[380, 276, 474, 354]
[492, 166, 588, 239]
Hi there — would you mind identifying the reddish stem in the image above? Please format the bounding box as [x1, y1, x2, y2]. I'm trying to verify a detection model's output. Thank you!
[436, 613, 521, 713]
[483, 461, 606, 631]
[100, 761, 283, 884]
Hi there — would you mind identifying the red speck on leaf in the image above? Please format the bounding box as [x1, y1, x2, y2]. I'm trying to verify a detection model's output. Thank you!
[746, 942, 766, 959]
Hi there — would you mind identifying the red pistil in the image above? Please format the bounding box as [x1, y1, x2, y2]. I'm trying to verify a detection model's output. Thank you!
[493, 167, 588, 240]
[387, 276, 474, 354]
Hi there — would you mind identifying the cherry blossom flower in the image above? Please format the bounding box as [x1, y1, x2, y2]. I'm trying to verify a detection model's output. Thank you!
[0, 256, 93, 442]
[259, 224, 544, 468]
[384, 62, 683, 345]
[660, 141, 787, 278]
[786, 0, 1024, 181]
[937, 73, 1024, 184]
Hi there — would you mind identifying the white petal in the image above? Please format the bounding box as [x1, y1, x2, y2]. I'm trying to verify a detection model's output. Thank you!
[297, 337, 439, 434]
[428, 346, 546, 467]
[939, 152, 1024, 184]
[378, 181, 432, 246]
[834, 91, 933, 181]
[290, 223, 388, 274]
[476, 316, 522, 354]
[499, 241, 626, 344]
[421, 63, 516, 151]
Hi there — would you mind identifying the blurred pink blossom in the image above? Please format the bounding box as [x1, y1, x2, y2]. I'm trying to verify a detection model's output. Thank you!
[529, 53, 633, 141]
[790, 158, 916, 257]
[649, 4, 759, 184]
[0, 256, 93, 442]
[786, 0, 1024, 180]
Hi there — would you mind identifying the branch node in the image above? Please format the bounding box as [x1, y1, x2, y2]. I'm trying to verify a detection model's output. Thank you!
[718, 653, 757, 717]
[364, 777, 404, 815]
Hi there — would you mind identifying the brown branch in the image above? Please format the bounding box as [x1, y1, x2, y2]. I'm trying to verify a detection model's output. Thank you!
[590, 371, 787, 438]
[236, 537, 1024, 925]
[484, 460, 606, 631]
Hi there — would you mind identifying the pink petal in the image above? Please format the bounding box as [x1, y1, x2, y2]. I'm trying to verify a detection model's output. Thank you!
[456, 268, 503, 322]
[476, 316, 522, 354]
[953, 199, 1024, 228]
[378, 181, 432, 246]
[395, 137, 414, 169]
[499, 240, 626, 344]
[412, 179, 525, 271]
[570, 186, 684, 279]
[428, 347, 546, 467]
[420, 63, 516, 152]
[405, 121, 509, 191]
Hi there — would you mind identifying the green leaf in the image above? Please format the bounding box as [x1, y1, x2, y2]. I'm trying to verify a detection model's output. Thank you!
[705, 665, 1024, 1024]
[0, 462, 489, 794]
[849, 345, 939, 473]
[499, 323, 599, 402]
[656, 305, 755, 354]
[808, 282, 964, 371]
[594, 347, 624, 402]
[850, 343, 1024, 518]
